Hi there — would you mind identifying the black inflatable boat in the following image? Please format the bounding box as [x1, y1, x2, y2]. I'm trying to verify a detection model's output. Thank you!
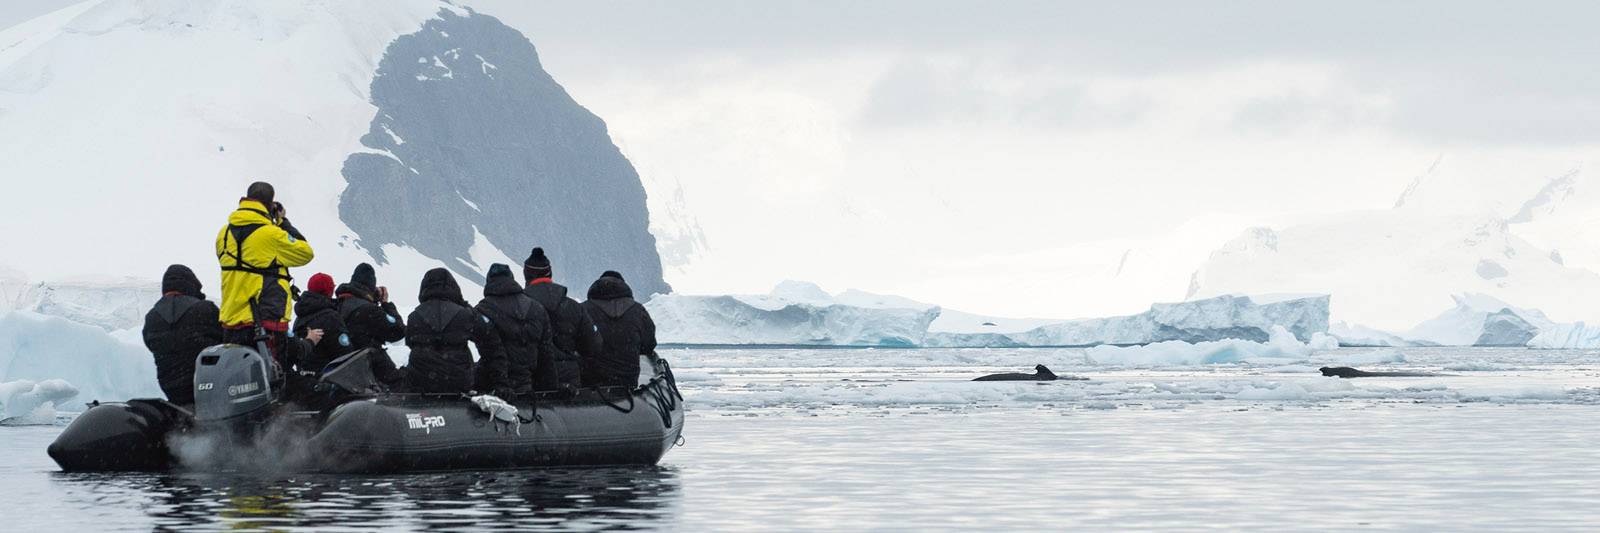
[48, 345, 685, 473]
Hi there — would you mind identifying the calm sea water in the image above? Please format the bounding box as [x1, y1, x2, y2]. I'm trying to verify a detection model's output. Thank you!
[5, 347, 1600, 530]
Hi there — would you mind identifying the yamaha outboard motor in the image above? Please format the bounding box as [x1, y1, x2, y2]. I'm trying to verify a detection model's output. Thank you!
[193, 343, 275, 422]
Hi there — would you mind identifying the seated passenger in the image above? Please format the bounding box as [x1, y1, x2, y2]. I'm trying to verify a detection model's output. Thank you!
[522, 247, 600, 392]
[335, 263, 406, 385]
[402, 268, 506, 394]
[580, 271, 658, 388]
[292, 272, 347, 374]
[475, 263, 555, 398]
[141, 265, 223, 405]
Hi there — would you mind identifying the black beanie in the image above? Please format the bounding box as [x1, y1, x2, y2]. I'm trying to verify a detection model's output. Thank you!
[351, 262, 377, 289]
[524, 247, 553, 279]
[525, 247, 551, 268]
[601, 270, 624, 281]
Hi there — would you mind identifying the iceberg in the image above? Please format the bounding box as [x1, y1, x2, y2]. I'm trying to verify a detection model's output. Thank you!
[647, 282, 940, 346]
[1084, 325, 1373, 366]
[652, 282, 1329, 348]
[929, 294, 1330, 347]
[1528, 322, 1600, 349]
[0, 311, 162, 405]
[0, 378, 78, 424]
[1404, 294, 1552, 346]
[1328, 321, 1424, 347]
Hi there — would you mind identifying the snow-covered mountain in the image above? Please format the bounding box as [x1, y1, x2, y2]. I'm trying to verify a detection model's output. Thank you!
[0, 0, 668, 304]
[1189, 159, 1600, 332]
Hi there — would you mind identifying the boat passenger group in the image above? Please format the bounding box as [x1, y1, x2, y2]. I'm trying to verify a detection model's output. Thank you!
[142, 182, 658, 406]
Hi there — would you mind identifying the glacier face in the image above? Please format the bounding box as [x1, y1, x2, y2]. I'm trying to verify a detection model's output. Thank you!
[340, 9, 668, 294]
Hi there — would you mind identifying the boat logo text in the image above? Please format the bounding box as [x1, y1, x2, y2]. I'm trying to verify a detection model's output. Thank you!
[406, 412, 447, 434]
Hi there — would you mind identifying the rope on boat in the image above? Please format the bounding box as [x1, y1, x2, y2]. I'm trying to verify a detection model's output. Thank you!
[642, 358, 683, 429]
[596, 386, 636, 413]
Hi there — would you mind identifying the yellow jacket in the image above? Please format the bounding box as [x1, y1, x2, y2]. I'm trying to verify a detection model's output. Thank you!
[215, 199, 314, 328]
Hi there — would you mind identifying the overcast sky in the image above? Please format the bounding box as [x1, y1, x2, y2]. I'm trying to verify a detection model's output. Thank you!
[7, 1, 1598, 318]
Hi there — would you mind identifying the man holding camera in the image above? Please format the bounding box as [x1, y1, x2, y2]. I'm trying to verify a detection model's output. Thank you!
[215, 181, 318, 366]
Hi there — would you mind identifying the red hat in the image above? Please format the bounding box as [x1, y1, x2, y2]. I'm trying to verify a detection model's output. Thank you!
[307, 273, 335, 297]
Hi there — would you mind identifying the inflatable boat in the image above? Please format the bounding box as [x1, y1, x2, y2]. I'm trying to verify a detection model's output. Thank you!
[47, 345, 685, 473]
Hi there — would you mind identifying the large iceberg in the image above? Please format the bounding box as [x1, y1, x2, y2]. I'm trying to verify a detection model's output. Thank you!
[0, 311, 162, 405]
[647, 282, 941, 346]
[1528, 322, 1600, 349]
[1404, 293, 1552, 346]
[928, 294, 1330, 347]
[651, 282, 1329, 348]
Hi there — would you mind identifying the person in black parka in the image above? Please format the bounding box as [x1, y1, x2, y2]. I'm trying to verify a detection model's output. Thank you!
[336, 263, 406, 385]
[522, 247, 601, 392]
[475, 263, 557, 397]
[141, 264, 223, 405]
[581, 270, 657, 388]
[291, 272, 348, 375]
[403, 268, 506, 394]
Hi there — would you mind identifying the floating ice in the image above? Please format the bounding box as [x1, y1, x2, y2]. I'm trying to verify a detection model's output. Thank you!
[0, 378, 77, 424]
[0, 311, 162, 405]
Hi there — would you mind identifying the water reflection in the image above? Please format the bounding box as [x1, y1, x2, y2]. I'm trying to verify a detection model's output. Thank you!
[52, 466, 681, 530]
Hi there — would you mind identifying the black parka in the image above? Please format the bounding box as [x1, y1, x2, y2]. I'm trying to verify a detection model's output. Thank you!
[403, 268, 505, 394]
[335, 265, 406, 384]
[141, 265, 223, 405]
[475, 264, 556, 396]
[525, 280, 600, 391]
[580, 275, 657, 388]
[291, 291, 349, 374]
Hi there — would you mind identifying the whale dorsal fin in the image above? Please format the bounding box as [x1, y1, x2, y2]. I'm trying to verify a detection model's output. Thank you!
[1035, 364, 1056, 379]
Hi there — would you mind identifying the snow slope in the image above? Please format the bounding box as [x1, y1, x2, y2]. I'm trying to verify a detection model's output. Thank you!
[1189, 211, 1600, 332]
[1191, 160, 1600, 333]
[0, 0, 668, 312]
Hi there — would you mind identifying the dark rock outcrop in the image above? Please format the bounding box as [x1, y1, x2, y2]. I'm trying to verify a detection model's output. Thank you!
[340, 9, 668, 296]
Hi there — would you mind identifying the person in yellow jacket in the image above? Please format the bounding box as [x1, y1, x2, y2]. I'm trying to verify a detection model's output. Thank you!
[216, 182, 317, 365]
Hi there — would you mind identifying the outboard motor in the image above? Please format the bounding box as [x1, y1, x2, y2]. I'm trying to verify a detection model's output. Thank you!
[192, 343, 275, 422]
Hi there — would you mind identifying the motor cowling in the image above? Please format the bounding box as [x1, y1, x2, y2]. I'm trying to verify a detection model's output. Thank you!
[192, 344, 274, 421]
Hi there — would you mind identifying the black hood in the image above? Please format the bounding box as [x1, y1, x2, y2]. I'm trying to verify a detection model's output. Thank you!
[160, 264, 204, 299]
[351, 262, 378, 290]
[587, 275, 633, 301]
[419, 268, 465, 305]
[294, 290, 338, 317]
[483, 263, 522, 296]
